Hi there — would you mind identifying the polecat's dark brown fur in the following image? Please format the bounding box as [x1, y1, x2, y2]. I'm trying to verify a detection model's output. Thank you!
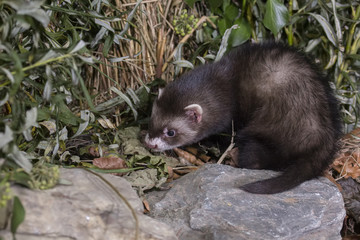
[145, 42, 342, 194]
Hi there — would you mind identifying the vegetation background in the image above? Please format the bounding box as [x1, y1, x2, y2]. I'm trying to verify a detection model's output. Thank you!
[0, 0, 359, 237]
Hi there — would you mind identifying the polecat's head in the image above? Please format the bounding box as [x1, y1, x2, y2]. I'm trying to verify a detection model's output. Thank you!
[145, 87, 204, 151]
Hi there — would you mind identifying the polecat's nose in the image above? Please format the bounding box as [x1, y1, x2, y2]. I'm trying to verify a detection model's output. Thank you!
[144, 133, 159, 149]
[146, 142, 157, 149]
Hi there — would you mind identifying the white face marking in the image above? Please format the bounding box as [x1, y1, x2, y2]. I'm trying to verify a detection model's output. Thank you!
[145, 133, 175, 151]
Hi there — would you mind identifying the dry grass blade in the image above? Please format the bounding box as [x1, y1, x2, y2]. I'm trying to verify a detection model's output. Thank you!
[88, 0, 186, 106]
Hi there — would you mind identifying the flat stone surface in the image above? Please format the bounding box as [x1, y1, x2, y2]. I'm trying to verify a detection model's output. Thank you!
[146, 164, 345, 240]
[0, 168, 177, 240]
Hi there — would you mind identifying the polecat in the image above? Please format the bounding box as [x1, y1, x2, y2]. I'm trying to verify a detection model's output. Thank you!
[145, 42, 342, 194]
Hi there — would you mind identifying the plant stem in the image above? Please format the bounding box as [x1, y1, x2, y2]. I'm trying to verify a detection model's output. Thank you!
[22, 54, 73, 73]
[336, 5, 360, 88]
[287, 0, 293, 46]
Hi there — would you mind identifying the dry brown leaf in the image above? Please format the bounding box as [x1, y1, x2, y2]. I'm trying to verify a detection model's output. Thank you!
[173, 172, 181, 180]
[185, 146, 198, 155]
[333, 155, 360, 179]
[198, 154, 211, 163]
[97, 118, 115, 129]
[185, 146, 211, 162]
[166, 166, 174, 182]
[143, 199, 150, 213]
[343, 128, 360, 140]
[332, 128, 360, 179]
[93, 156, 127, 169]
[173, 148, 204, 166]
[173, 166, 199, 175]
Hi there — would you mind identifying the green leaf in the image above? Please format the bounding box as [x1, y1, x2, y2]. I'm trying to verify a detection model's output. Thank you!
[263, 0, 289, 35]
[110, 87, 138, 120]
[11, 196, 26, 236]
[308, 13, 338, 47]
[52, 95, 81, 126]
[347, 54, 360, 61]
[228, 18, 251, 47]
[77, 73, 96, 111]
[208, 0, 224, 12]
[172, 60, 194, 69]
[218, 18, 228, 36]
[4, 0, 50, 27]
[72, 110, 90, 138]
[103, 35, 113, 57]
[70, 40, 87, 54]
[11, 171, 32, 188]
[224, 3, 239, 22]
[8, 146, 33, 173]
[0, 125, 13, 149]
[184, 0, 201, 7]
[37, 108, 51, 122]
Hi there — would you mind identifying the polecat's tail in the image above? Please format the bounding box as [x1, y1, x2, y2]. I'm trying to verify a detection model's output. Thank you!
[239, 154, 335, 194]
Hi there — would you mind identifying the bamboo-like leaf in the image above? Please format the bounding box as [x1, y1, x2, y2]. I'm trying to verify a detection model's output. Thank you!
[331, 0, 343, 45]
[0, 125, 13, 149]
[204, 54, 216, 60]
[0, 93, 9, 106]
[0, 67, 14, 83]
[71, 69, 79, 85]
[38, 50, 60, 63]
[110, 87, 138, 120]
[25, 108, 39, 129]
[94, 96, 125, 112]
[4, 0, 50, 27]
[91, 27, 107, 48]
[126, 88, 140, 106]
[304, 38, 322, 53]
[77, 71, 96, 111]
[337, 50, 344, 67]
[109, 56, 130, 63]
[197, 56, 206, 64]
[76, 55, 94, 64]
[43, 79, 52, 101]
[72, 110, 91, 138]
[22, 107, 39, 141]
[308, 13, 338, 47]
[118, 0, 143, 37]
[216, 24, 239, 62]
[95, 19, 114, 32]
[324, 46, 337, 70]
[7, 146, 32, 173]
[70, 40, 87, 54]
[172, 60, 194, 69]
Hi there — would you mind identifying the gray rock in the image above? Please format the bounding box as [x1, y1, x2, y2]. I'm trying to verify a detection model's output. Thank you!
[146, 164, 345, 240]
[0, 168, 177, 240]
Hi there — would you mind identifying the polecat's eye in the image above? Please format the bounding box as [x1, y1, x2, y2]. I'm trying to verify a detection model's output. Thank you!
[166, 130, 176, 137]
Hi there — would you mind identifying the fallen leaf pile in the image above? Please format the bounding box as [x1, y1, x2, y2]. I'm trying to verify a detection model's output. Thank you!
[332, 128, 360, 238]
[332, 128, 360, 180]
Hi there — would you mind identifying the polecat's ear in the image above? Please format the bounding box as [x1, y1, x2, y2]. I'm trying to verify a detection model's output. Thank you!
[184, 104, 203, 123]
[158, 88, 164, 99]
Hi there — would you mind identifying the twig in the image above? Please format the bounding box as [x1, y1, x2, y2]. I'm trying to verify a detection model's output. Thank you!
[217, 121, 236, 164]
